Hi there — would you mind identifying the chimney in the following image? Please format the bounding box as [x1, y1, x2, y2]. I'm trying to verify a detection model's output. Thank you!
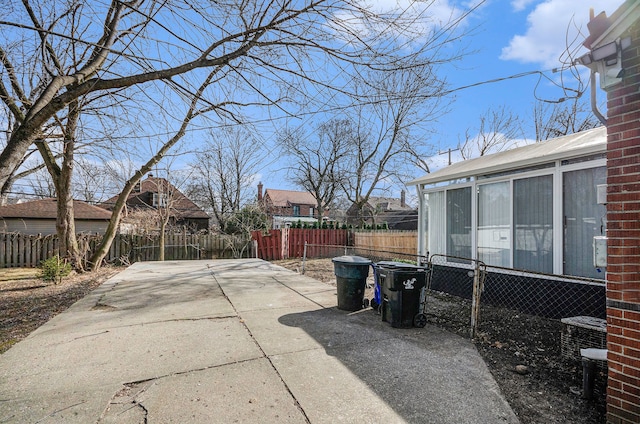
[257, 182, 263, 201]
[400, 190, 406, 208]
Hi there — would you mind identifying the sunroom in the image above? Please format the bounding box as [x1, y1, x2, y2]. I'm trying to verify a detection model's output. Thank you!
[410, 126, 607, 281]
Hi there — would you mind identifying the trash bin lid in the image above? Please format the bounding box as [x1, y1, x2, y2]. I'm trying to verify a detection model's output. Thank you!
[375, 261, 426, 271]
[331, 255, 372, 265]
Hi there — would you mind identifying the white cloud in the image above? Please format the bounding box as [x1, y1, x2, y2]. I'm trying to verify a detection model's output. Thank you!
[500, 0, 625, 68]
[510, 0, 536, 12]
[331, 0, 483, 46]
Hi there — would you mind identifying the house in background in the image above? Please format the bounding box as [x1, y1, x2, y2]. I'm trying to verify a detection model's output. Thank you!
[0, 198, 112, 235]
[257, 183, 325, 229]
[101, 175, 209, 232]
[346, 190, 417, 229]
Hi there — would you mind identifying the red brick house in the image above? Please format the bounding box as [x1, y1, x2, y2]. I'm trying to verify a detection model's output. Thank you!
[257, 183, 325, 228]
[578, 2, 640, 422]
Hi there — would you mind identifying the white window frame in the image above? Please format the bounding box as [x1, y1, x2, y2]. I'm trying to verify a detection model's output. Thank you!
[153, 193, 168, 208]
[417, 157, 605, 276]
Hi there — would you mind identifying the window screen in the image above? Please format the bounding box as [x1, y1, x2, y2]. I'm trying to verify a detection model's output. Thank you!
[513, 175, 553, 273]
[478, 181, 510, 267]
[447, 187, 472, 261]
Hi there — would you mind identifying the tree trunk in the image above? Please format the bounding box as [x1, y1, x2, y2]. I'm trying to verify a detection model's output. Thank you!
[56, 184, 80, 267]
[89, 178, 137, 270]
[57, 102, 82, 269]
[316, 205, 324, 226]
[158, 219, 167, 261]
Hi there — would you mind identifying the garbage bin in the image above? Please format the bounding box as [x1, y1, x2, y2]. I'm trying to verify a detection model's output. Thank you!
[332, 256, 372, 311]
[376, 261, 428, 328]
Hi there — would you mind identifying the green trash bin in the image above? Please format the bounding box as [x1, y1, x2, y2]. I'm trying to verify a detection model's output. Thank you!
[332, 256, 372, 311]
[376, 261, 428, 328]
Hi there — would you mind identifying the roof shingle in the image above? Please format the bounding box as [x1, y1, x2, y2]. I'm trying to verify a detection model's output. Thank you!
[0, 199, 112, 220]
[264, 189, 317, 207]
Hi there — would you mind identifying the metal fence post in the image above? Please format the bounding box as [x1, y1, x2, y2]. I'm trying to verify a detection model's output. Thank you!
[302, 242, 307, 275]
[470, 260, 481, 339]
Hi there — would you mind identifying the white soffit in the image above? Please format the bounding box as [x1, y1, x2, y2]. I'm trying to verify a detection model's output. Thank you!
[409, 126, 607, 187]
[591, 1, 640, 47]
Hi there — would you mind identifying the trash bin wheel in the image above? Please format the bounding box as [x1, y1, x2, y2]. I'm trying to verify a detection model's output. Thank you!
[413, 313, 427, 328]
[363, 298, 370, 308]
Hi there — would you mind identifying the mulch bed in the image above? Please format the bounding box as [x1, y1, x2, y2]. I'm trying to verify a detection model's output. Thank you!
[0, 266, 122, 353]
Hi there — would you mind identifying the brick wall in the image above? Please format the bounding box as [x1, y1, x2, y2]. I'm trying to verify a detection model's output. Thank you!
[604, 19, 640, 424]
[267, 204, 315, 218]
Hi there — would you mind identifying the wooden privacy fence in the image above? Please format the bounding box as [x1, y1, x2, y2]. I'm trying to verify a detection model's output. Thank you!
[353, 231, 418, 256]
[251, 229, 417, 260]
[251, 228, 350, 261]
[0, 232, 253, 268]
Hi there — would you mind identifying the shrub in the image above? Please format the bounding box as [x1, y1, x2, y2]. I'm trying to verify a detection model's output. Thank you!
[40, 256, 72, 284]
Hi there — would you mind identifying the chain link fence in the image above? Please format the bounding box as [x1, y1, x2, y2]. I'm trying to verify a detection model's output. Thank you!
[299, 245, 608, 412]
[428, 254, 606, 347]
[303, 244, 606, 348]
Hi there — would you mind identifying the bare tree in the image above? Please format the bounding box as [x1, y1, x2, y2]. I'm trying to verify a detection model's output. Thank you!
[278, 119, 354, 225]
[1, 0, 483, 267]
[150, 177, 174, 262]
[89, 69, 219, 269]
[115, 174, 182, 261]
[533, 97, 601, 141]
[186, 128, 261, 233]
[459, 106, 525, 160]
[342, 64, 446, 226]
[0, 0, 479, 188]
[28, 168, 56, 198]
[71, 159, 121, 204]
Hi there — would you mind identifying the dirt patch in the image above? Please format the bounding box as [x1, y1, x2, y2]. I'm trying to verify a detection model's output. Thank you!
[0, 266, 123, 353]
[273, 258, 607, 424]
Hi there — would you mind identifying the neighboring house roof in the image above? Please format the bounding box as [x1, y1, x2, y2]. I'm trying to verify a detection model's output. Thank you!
[0, 198, 112, 220]
[102, 177, 209, 219]
[377, 209, 418, 231]
[264, 189, 317, 207]
[366, 196, 411, 211]
[409, 126, 606, 187]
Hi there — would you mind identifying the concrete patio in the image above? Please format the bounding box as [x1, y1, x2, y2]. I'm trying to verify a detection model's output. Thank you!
[0, 259, 519, 423]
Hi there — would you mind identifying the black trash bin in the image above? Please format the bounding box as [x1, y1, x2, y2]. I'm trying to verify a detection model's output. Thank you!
[376, 261, 428, 328]
[332, 256, 372, 311]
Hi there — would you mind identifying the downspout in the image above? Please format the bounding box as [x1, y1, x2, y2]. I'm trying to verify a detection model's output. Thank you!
[416, 184, 426, 262]
[590, 70, 608, 126]
[587, 6, 607, 127]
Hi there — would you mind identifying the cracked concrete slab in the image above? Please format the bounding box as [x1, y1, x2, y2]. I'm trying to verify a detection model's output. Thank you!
[241, 307, 382, 356]
[117, 358, 308, 423]
[270, 348, 405, 423]
[0, 259, 519, 424]
[0, 317, 263, 423]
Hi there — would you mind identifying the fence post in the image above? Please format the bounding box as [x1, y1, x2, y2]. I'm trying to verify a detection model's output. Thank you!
[470, 261, 482, 339]
[302, 242, 307, 275]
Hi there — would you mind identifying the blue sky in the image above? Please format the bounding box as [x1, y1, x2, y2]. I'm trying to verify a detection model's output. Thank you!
[3, 0, 626, 204]
[256, 0, 625, 197]
[418, 0, 624, 169]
